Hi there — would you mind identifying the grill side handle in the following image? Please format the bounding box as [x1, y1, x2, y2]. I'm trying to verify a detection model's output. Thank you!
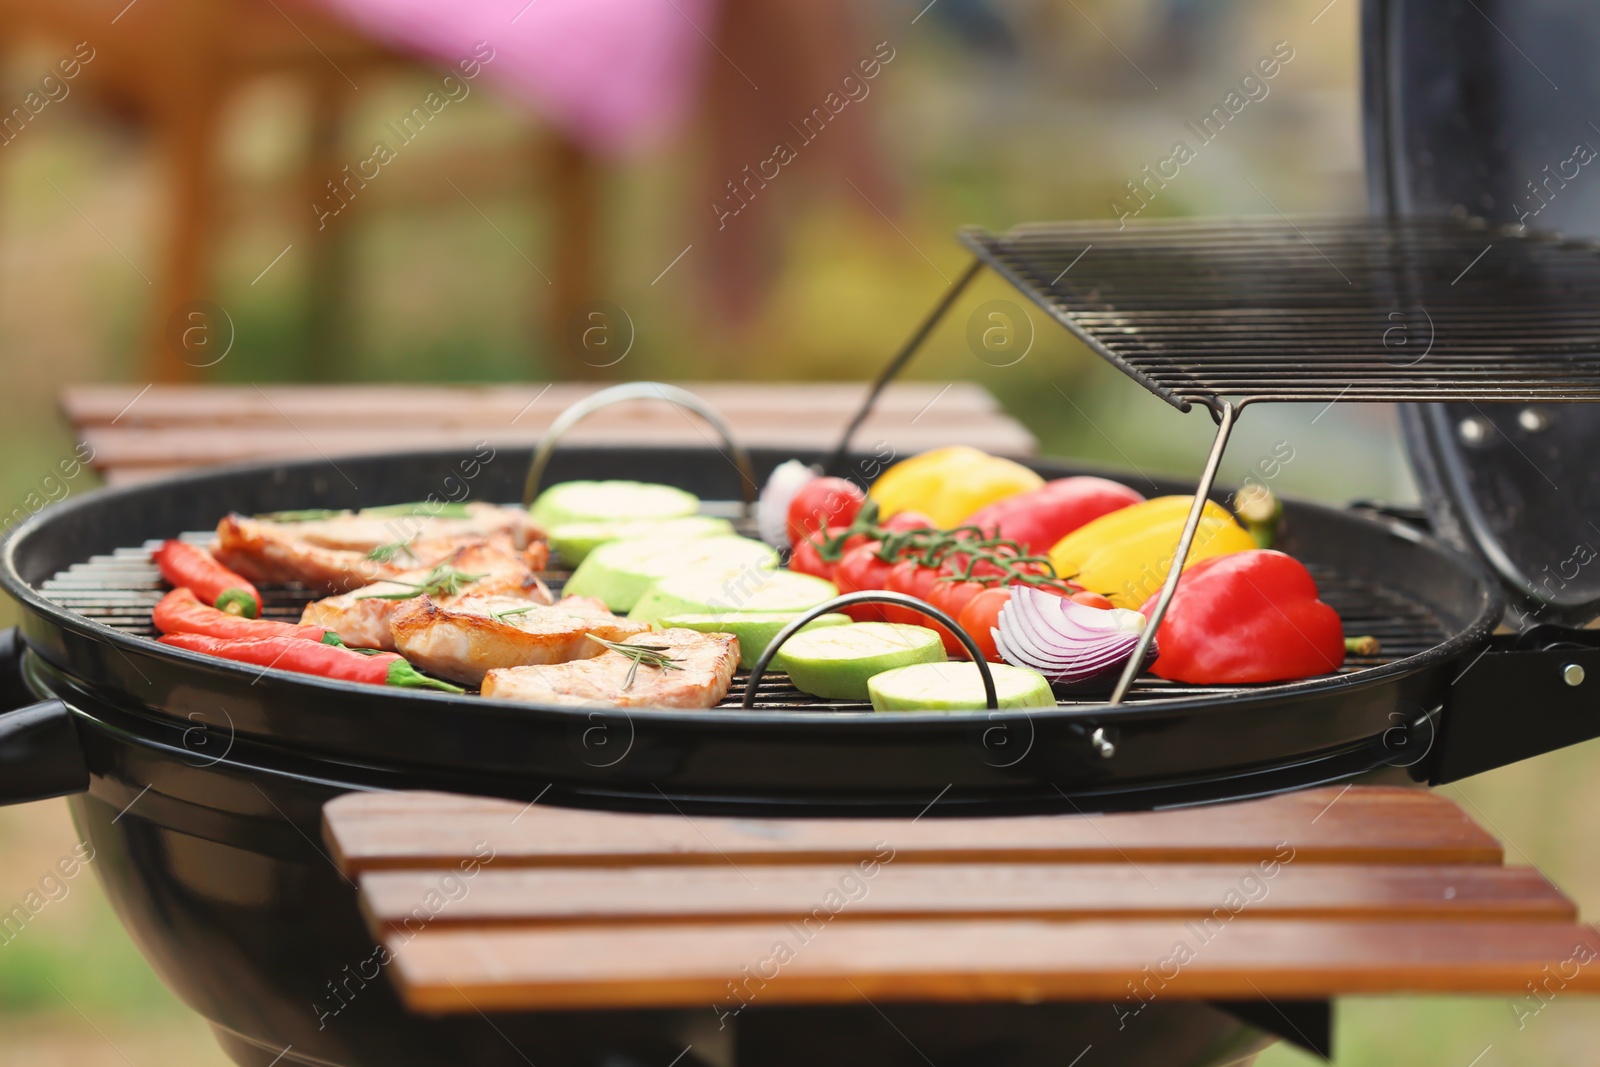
[741, 592, 999, 710]
[0, 627, 89, 805]
[1430, 626, 1600, 784]
[521, 382, 757, 514]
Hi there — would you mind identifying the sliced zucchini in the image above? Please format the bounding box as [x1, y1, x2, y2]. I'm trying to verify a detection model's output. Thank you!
[660, 612, 851, 669]
[630, 569, 838, 623]
[529, 481, 700, 530]
[773, 623, 946, 701]
[548, 516, 734, 567]
[868, 662, 1056, 711]
[563, 536, 777, 612]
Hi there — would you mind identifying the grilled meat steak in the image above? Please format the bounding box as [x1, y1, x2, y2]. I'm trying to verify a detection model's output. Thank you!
[481, 628, 739, 708]
[215, 505, 548, 594]
[389, 594, 651, 685]
[299, 543, 552, 651]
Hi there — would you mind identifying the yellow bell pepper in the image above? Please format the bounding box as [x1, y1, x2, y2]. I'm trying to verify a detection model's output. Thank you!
[868, 446, 1044, 529]
[1048, 495, 1255, 609]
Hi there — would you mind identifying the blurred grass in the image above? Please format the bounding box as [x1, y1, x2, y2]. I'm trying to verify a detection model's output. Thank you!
[1, 0, 1592, 1063]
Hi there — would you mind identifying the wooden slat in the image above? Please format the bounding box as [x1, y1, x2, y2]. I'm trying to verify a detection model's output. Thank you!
[359, 863, 1573, 931]
[323, 787, 1505, 872]
[61, 383, 1008, 427]
[385, 919, 1600, 1013]
[61, 382, 1039, 477]
[78, 422, 1034, 470]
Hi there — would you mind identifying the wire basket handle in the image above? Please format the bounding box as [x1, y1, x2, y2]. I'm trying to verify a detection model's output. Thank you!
[522, 383, 758, 515]
[741, 590, 999, 710]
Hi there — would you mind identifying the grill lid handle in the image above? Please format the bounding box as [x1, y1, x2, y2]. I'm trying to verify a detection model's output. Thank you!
[521, 382, 757, 515]
[0, 628, 89, 805]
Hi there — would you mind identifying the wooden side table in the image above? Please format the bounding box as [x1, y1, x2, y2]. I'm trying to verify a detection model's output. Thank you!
[322, 786, 1600, 1064]
[60, 382, 1037, 485]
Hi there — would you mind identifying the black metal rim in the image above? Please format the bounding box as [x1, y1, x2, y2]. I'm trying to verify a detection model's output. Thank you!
[0, 447, 1500, 730]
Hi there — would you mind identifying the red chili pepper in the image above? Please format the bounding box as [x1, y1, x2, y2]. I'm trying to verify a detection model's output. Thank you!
[157, 632, 461, 691]
[153, 588, 343, 645]
[153, 541, 262, 618]
[1139, 549, 1346, 684]
[832, 540, 894, 622]
[965, 477, 1145, 556]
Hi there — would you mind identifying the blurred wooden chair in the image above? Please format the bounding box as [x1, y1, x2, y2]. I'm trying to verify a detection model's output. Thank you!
[0, 0, 601, 381]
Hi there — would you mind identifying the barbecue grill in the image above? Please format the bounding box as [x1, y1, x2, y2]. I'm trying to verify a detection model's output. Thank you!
[4, 1, 1600, 1064]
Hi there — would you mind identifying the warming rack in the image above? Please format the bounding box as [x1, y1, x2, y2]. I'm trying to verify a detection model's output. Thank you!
[831, 214, 1600, 705]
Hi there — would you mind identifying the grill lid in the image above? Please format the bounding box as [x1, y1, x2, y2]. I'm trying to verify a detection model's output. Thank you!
[1365, 0, 1600, 624]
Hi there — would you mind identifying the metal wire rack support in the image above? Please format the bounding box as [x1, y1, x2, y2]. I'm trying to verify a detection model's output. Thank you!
[826, 252, 1246, 709]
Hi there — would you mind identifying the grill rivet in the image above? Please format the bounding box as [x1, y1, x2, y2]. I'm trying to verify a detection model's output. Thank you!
[1091, 727, 1116, 759]
[1563, 663, 1585, 687]
[1518, 408, 1551, 433]
[1457, 417, 1491, 446]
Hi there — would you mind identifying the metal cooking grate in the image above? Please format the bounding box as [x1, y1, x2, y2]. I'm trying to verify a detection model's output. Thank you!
[36, 532, 1450, 710]
[959, 215, 1600, 409]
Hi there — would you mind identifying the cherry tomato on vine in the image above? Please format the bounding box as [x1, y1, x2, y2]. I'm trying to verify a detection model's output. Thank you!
[833, 541, 894, 621]
[788, 537, 833, 581]
[882, 559, 949, 630]
[881, 511, 936, 533]
[957, 584, 1074, 662]
[1070, 590, 1116, 610]
[957, 588, 1012, 663]
[788, 526, 868, 582]
[927, 576, 999, 658]
[787, 477, 866, 545]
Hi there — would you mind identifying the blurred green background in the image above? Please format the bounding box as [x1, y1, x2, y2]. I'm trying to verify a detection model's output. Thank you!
[2, 0, 1598, 1063]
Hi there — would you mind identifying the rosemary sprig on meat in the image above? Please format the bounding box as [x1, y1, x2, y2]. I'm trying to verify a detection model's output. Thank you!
[355, 563, 487, 600]
[491, 604, 542, 621]
[586, 634, 683, 690]
[255, 508, 345, 522]
[366, 536, 419, 563]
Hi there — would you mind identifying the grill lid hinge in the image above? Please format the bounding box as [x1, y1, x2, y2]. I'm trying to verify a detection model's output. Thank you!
[1431, 626, 1600, 784]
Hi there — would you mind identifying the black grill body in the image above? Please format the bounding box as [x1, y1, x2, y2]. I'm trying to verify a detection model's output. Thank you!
[0, 446, 1406, 1067]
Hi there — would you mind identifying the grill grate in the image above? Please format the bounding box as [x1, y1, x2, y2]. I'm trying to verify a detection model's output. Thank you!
[959, 216, 1600, 409]
[37, 532, 1450, 711]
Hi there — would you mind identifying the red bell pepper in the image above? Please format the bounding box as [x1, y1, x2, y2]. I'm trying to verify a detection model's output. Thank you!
[158, 632, 461, 691]
[152, 588, 344, 645]
[153, 541, 262, 618]
[1139, 550, 1345, 684]
[965, 477, 1145, 556]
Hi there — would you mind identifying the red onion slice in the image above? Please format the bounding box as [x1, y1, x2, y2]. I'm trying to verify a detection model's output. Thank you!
[994, 586, 1150, 685]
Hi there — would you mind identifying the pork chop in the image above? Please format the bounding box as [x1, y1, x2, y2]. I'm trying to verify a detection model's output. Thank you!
[299, 542, 552, 650]
[389, 594, 651, 685]
[215, 505, 549, 594]
[481, 628, 740, 709]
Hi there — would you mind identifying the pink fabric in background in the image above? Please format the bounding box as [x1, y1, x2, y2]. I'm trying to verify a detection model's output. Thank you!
[305, 0, 717, 155]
